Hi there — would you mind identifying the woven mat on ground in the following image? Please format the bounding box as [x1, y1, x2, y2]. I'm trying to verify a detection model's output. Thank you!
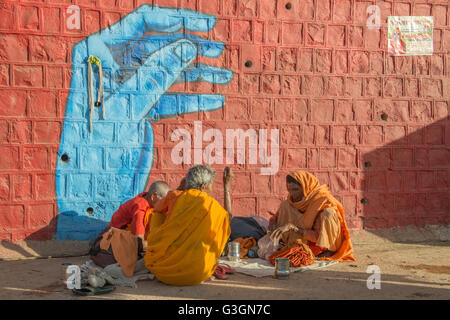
[218, 258, 339, 278]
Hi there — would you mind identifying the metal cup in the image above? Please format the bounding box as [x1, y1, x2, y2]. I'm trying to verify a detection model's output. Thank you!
[227, 241, 241, 262]
[275, 258, 290, 279]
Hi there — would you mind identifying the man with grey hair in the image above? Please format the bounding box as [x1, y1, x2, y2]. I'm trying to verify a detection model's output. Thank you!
[89, 180, 170, 269]
[145, 165, 234, 285]
[176, 165, 233, 219]
[185, 164, 216, 193]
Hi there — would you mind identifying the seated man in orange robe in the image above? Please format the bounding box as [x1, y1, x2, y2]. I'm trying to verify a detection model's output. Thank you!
[269, 170, 355, 262]
[89, 180, 170, 269]
[145, 165, 232, 286]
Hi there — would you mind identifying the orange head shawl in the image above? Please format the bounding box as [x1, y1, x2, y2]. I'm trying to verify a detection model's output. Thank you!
[286, 170, 355, 262]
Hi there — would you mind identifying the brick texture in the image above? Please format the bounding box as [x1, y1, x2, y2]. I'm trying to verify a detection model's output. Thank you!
[0, 0, 449, 240]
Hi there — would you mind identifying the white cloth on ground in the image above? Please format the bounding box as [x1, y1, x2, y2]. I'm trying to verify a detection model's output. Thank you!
[218, 257, 339, 278]
[79, 259, 154, 288]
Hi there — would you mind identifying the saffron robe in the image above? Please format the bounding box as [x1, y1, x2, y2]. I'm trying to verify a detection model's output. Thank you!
[273, 170, 355, 262]
[145, 189, 230, 286]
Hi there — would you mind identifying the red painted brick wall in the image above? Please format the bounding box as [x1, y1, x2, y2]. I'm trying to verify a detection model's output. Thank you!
[0, 0, 448, 241]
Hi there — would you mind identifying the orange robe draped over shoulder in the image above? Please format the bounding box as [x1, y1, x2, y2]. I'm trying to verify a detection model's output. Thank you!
[145, 189, 230, 286]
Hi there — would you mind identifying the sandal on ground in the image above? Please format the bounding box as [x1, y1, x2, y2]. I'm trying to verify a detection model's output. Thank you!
[213, 267, 228, 280]
[217, 264, 235, 274]
[72, 284, 116, 296]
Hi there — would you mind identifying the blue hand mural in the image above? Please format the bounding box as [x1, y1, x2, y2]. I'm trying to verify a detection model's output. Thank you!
[55, 5, 233, 240]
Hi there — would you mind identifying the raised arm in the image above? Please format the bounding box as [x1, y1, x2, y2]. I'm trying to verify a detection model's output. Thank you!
[223, 167, 234, 220]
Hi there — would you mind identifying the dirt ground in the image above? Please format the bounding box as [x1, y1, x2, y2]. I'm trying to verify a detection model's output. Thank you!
[0, 230, 449, 300]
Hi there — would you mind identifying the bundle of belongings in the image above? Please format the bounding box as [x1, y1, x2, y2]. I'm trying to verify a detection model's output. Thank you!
[89, 227, 143, 277]
[230, 216, 267, 241]
[232, 237, 257, 259]
[71, 227, 154, 296]
[71, 259, 154, 296]
[228, 216, 317, 268]
[228, 216, 267, 259]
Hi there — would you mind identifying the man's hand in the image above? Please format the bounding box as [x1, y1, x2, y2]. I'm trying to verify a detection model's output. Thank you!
[223, 167, 234, 187]
[223, 167, 233, 219]
[136, 235, 147, 252]
[270, 223, 303, 244]
[142, 240, 148, 252]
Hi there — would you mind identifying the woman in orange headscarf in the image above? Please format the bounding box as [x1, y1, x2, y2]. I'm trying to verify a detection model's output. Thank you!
[269, 170, 355, 262]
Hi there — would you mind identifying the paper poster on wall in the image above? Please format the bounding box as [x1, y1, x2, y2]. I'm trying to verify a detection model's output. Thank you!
[387, 16, 433, 56]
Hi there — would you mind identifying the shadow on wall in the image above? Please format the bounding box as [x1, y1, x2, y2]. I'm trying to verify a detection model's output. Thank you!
[359, 117, 449, 240]
[24, 214, 107, 241]
[0, 214, 102, 259]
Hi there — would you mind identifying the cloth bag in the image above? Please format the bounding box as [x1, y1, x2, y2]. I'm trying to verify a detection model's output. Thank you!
[257, 234, 282, 260]
[230, 216, 267, 241]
